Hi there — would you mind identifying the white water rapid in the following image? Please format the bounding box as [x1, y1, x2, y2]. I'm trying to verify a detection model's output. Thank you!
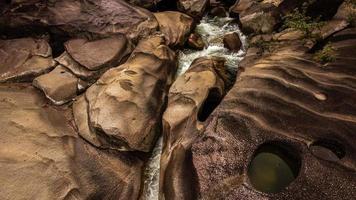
[141, 15, 247, 200]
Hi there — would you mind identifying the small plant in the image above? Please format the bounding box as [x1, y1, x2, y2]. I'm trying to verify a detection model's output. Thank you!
[283, 8, 325, 37]
[313, 43, 336, 64]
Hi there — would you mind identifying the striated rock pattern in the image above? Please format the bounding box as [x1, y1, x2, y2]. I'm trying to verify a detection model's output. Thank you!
[73, 36, 177, 152]
[0, 84, 144, 200]
[154, 11, 195, 47]
[191, 28, 356, 199]
[0, 0, 158, 40]
[0, 38, 56, 83]
[159, 56, 229, 200]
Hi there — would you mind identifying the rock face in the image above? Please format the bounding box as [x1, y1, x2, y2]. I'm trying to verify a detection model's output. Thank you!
[0, 84, 144, 200]
[159, 56, 229, 200]
[223, 32, 242, 52]
[73, 36, 177, 152]
[0, 0, 158, 40]
[126, 0, 162, 9]
[190, 28, 356, 199]
[154, 11, 195, 47]
[177, 0, 209, 19]
[0, 38, 55, 83]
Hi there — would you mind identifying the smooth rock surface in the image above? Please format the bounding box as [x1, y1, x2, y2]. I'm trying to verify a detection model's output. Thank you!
[177, 0, 209, 19]
[0, 38, 55, 83]
[0, 84, 144, 200]
[223, 32, 242, 52]
[160, 56, 229, 200]
[154, 11, 195, 47]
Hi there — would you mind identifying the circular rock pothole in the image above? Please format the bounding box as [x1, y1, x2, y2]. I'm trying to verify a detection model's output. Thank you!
[309, 139, 345, 162]
[248, 142, 301, 193]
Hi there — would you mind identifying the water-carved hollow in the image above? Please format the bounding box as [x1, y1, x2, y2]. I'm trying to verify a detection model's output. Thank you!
[309, 139, 345, 162]
[248, 142, 301, 193]
[197, 88, 222, 122]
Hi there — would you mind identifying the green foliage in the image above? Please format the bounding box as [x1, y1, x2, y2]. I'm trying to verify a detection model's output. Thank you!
[283, 8, 325, 37]
[313, 43, 336, 64]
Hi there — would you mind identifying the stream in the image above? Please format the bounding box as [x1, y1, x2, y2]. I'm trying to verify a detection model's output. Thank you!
[141, 15, 247, 200]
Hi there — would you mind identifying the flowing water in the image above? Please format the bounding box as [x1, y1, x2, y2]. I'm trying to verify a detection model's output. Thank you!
[141, 15, 247, 200]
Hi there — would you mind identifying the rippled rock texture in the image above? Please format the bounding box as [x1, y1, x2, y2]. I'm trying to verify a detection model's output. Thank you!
[159, 56, 229, 199]
[0, 38, 56, 83]
[0, 0, 158, 40]
[74, 35, 177, 152]
[0, 84, 144, 200]
[191, 28, 356, 199]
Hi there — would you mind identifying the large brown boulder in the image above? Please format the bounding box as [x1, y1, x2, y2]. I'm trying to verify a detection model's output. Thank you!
[0, 84, 144, 200]
[0, 0, 158, 40]
[177, 0, 209, 19]
[73, 36, 177, 152]
[0, 38, 56, 83]
[191, 28, 356, 199]
[159, 56, 229, 200]
[223, 32, 242, 52]
[154, 11, 195, 47]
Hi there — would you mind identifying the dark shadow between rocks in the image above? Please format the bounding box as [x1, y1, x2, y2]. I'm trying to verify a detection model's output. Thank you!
[197, 87, 222, 122]
[310, 139, 346, 162]
[248, 142, 301, 194]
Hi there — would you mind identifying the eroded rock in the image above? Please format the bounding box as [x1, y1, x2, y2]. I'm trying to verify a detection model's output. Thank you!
[74, 36, 177, 152]
[0, 38, 55, 83]
[191, 28, 356, 199]
[0, 0, 158, 40]
[159, 56, 229, 200]
[177, 0, 209, 19]
[154, 11, 195, 47]
[0, 84, 144, 200]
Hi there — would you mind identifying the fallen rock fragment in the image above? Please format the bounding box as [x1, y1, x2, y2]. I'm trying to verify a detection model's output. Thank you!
[33, 65, 86, 105]
[0, 38, 56, 83]
[154, 11, 195, 47]
[223, 32, 242, 51]
[159, 56, 229, 200]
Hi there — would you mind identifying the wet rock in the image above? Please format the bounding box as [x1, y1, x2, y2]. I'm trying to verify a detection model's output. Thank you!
[0, 84, 144, 199]
[191, 28, 356, 199]
[177, 0, 209, 19]
[154, 11, 195, 47]
[0, 0, 158, 40]
[210, 6, 227, 17]
[159, 56, 229, 200]
[223, 32, 242, 51]
[0, 38, 56, 83]
[187, 33, 206, 50]
[64, 35, 133, 71]
[33, 65, 86, 105]
[74, 37, 177, 152]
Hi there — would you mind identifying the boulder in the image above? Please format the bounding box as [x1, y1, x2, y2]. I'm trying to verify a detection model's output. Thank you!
[154, 11, 195, 47]
[191, 28, 356, 199]
[33, 65, 86, 105]
[0, 0, 158, 40]
[126, 0, 163, 9]
[159, 56, 229, 200]
[223, 32, 242, 51]
[74, 36, 177, 152]
[0, 84, 144, 200]
[210, 6, 227, 17]
[64, 35, 134, 71]
[187, 33, 206, 50]
[0, 38, 56, 83]
[177, 0, 209, 19]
